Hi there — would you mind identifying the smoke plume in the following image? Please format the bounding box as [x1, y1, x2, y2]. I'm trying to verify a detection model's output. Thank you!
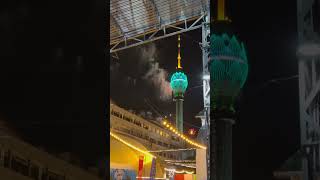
[140, 44, 172, 101]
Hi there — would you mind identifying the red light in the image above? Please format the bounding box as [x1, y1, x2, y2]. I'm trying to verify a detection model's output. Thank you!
[188, 128, 197, 136]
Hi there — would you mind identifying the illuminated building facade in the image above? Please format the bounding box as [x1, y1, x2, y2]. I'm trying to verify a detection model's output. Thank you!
[110, 101, 187, 158]
[0, 136, 102, 180]
[170, 35, 188, 133]
[110, 100, 195, 179]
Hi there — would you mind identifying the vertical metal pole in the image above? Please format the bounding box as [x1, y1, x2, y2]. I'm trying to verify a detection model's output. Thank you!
[299, 59, 309, 180]
[297, 0, 309, 176]
[201, 11, 210, 180]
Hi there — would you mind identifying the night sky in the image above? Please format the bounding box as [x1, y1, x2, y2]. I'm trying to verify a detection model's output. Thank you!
[111, 0, 299, 180]
[0, 0, 107, 168]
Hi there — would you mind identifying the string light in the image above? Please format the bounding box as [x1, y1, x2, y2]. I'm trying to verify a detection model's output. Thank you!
[136, 177, 167, 180]
[164, 160, 195, 163]
[166, 162, 196, 169]
[148, 148, 196, 153]
[161, 120, 207, 149]
[164, 168, 194, 174]
[110, 132, 156, 158]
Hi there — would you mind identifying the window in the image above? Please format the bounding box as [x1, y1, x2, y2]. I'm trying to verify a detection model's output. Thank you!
[133, 120, 141, 127]
[111, 110, 122, 118]
[150, 138, 156, 144]
[123, 115, 133, 123]
[143, 124, 149, 130]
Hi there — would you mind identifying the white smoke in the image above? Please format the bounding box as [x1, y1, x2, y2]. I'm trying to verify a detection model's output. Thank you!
[140, 44, 172, 101]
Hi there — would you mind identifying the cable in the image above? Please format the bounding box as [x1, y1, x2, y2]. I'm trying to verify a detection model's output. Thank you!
[183, 121, 201, 129]
[146, 98, 166, 117]
[143, 98, 164, 118]
[264, 75, 298, 84]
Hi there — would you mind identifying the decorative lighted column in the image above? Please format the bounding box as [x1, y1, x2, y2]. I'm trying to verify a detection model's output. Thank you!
[170, 35, 188, 133]
[209, 0, 249, 180]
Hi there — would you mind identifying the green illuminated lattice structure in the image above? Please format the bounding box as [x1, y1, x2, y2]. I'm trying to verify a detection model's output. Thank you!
[170, 71, 188, 99]
[209, 33, 248, 112]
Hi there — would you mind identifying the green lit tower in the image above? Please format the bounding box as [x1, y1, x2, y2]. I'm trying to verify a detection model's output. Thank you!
[209, 0, 248, 180]
[170, 35, 188, 133]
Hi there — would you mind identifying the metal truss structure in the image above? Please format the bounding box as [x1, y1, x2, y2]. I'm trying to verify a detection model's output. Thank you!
[297, 0, 320, 179]
[111, 15, 205, 53]
[110, 0, 209, 53]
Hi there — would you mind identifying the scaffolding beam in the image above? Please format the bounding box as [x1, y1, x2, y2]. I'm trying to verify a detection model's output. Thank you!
[110, 15, 205, 53]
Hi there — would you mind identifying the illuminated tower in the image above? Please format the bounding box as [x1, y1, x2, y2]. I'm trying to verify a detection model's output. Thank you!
[170, 35, 188, 133]
[209, 0, 248, 180]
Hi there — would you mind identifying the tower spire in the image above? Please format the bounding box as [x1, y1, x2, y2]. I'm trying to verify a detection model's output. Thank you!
[217, 0, 225, 21]
[177, 35, 182, 69]
[212, 0, 230, 22]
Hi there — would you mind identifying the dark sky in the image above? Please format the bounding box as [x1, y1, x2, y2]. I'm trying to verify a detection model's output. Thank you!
[0, 0, 107, 167]
[231, 1, 299, 180]
[111, 0, 299, 180]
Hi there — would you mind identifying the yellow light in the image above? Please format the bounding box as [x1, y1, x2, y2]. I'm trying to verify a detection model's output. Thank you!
[163, 121, 167, 125]
[170, 127, 173, 130]
[177, 35, 182, 69]
[137, 177, 167, 180]
[217, 0, 226, 21]
[166, 124, 170, 128]
[110, 132, 155, 158]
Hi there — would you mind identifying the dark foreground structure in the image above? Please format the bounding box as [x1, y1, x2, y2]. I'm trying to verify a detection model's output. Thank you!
[209, 0, 249, 180]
